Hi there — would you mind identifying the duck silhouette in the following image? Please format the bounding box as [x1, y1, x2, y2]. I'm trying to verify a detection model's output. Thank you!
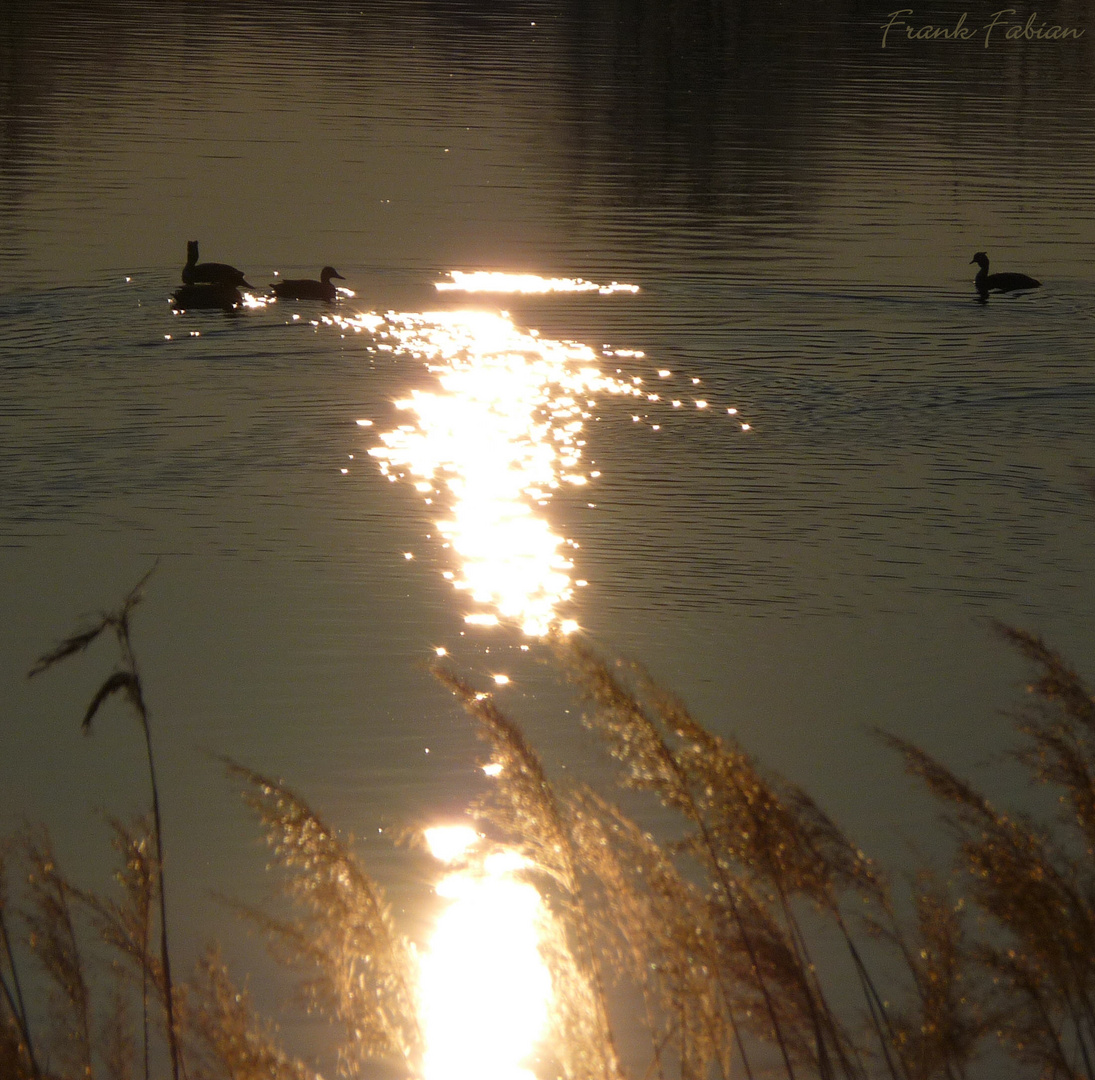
[970, 252, 1041, 296]
[171, 282, 243, 311]
[182, 240, 254, 288]
[271, 266, 346, 301]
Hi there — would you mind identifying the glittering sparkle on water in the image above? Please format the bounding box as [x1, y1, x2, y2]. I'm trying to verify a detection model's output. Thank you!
[324, 286, 749, 637]
[347, 308, 649, 636]
[435, 270, 639, 295]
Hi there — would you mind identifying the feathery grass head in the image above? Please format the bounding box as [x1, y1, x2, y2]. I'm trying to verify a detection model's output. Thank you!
[993, 622, 1095, 855]
[431, 663, 577, 891]
[866, 870, 988, 1080]
[21, 827, 94, 1080]
[222, 757, 421, 1076]
[432, 661, 626, 1080]
[567, 786, 731, 1080]
[184, 946, 320, 1080]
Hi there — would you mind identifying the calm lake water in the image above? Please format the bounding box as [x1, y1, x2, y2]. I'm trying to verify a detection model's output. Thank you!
[3, 0, 1095, 1067]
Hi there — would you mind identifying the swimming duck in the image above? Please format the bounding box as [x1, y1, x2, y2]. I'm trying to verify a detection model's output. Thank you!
[182, 240, 254, 288]
[970, 252, 1041, 295]
[171, 282, 243, 311]
[271, 266, 346, 301]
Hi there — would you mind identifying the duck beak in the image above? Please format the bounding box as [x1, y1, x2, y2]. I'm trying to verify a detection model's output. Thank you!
[969, 258, 976, 265]
[334, 271, 345, 280]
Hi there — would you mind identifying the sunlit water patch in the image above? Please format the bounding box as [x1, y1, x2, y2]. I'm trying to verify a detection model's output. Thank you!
[317, 303, 749, 636]
[420, 825, 552, 1080]
[435, 270, 639, 296]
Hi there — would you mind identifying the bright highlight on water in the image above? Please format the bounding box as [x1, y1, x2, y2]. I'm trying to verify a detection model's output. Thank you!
[323, 282, 746, 638]
[420, 827, 552, 1080]
[351, 308, 651, 636]
[435, 270, 640, 295]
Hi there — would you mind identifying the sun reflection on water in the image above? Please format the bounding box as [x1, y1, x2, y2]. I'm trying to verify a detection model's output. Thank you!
[334, 307, 649, 636]
[322, 279, 748, 638]
[310, 278, 750, 1076]
[435, 270, 639, 295]
[420, 827, 552, 1080]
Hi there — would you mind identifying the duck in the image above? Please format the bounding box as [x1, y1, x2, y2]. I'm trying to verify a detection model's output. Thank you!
[970, 252, 1041, 295]
[171, 282, 243, 311]
[270, 266, 346, 301]
[182, 240, 254, 288]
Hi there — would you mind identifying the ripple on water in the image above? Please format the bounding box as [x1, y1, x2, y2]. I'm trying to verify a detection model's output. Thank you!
[0, 276, 1091, 621]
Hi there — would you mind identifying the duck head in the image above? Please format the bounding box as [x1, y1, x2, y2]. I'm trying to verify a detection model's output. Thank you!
[319, 267, 345, 284]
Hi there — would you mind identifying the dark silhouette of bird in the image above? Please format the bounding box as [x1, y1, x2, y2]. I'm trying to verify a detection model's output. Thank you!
[182, 240, 254, 288]
[271, 266, 346, 301]
[970, 252, 1041, 296]
[171, 282, 243, 311]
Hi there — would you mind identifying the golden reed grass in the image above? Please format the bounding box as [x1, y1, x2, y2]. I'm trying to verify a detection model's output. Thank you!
[3, 577, 1094, 1080]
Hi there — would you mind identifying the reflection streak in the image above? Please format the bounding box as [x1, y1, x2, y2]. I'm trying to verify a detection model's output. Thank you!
[328, 289, 745, 637]
[435, 270, 639, 295]
[344, 308, 645, 636]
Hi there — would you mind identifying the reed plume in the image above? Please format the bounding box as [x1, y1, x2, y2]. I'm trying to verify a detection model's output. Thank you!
[431, 663, 624, 1080]
[566, 786, 734, 1080]
[882, 623, 1095, 1080]
[22, 826, 94, 1079]
[865, 869, 988, 1080]
[555, 635, 896, 1080]
[182, 946, 319, 1080]
[997, 623, 1095, 852]
[221, 757, 420, 1078]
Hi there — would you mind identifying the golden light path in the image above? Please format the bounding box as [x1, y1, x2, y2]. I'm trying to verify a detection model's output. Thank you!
[321, 277, 749, 635]
[435, 270, 640, 295]
[420, 826, 552, 1080]
[313, 274, 748, 1080]
[330, 297, 665, 637]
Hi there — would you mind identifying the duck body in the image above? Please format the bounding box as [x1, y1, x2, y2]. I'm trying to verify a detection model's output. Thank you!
[971, 251, 1041, 294]
[271, 266, 345, 301]
[182, 240, 254, 288]
[171, 282, 243, 310]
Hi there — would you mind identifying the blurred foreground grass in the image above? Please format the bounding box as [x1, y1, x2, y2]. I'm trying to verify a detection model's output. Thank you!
[3, 578, 1095, 1080]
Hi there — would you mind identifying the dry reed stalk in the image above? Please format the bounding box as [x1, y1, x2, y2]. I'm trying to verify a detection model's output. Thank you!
[27, 564, 181, 1080]
[74, 817, 156, 1080]
[99, 975, 136, 1080]
[993, 625, 1095, 1078]
[0, 843, 41, 1080]
[536, 898, 630, 1080]
[567, 786, 735, 1080]
[883, 725, 1095, 1079]
[552, 636, 806, 1076]
[221, 758, 420, 1079]
[997, 623, 1095, 855]
[0, 1011, 33, 1080]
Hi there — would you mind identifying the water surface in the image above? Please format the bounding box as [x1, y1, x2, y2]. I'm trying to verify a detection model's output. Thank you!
[2, 0, 1094, 1066]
